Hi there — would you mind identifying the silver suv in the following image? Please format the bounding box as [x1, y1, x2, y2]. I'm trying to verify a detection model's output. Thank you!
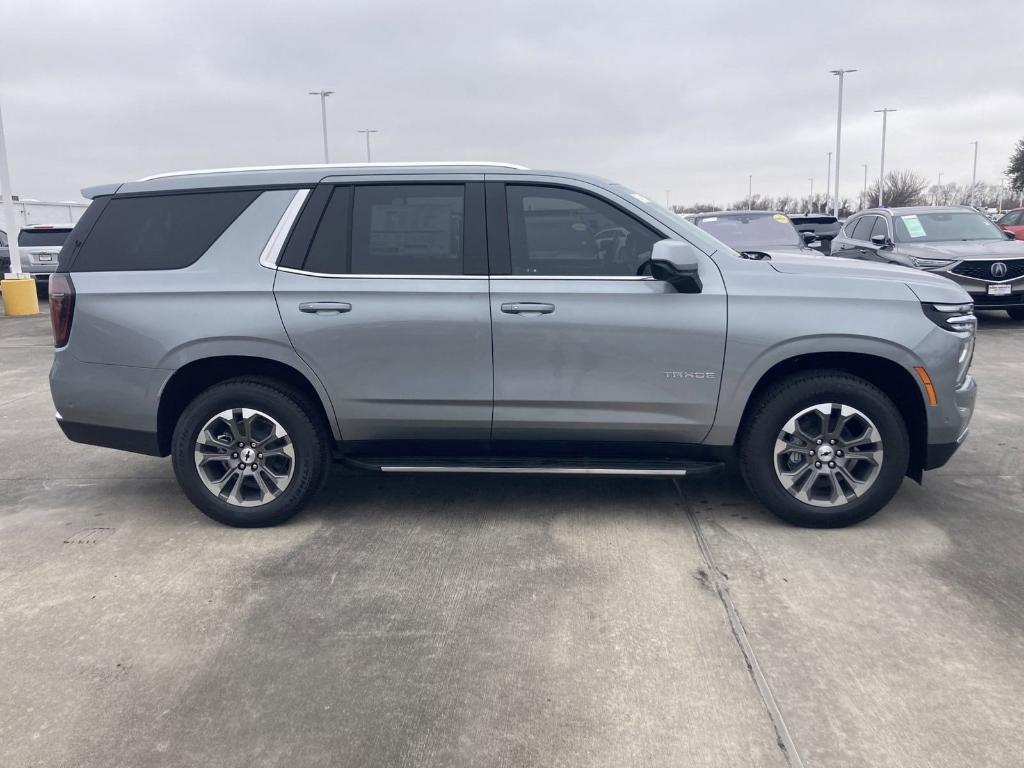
[49, 163, 977, 528]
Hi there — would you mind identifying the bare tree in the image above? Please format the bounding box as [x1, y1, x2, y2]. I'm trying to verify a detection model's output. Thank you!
[866, 170, 929, 207]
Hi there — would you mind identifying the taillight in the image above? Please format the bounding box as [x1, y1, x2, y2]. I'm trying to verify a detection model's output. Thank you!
[49, 273, 75, 348]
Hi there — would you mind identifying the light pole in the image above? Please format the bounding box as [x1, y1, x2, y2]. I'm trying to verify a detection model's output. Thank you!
[748, 175, 752, 209]
[862, 164, 868, 210]
[308, 90, 334, 163]
[808, 177, 813, 210]
[0, 102, 21, 276]
[665, 190, 671, 209]
[358, 129, 379, 162]
[874, 108, 897, 206]
[830, 68, 856, 218]
[936, 172, 943, 205]
[969, 141, 979, 207]
[825, 151, 832, 212]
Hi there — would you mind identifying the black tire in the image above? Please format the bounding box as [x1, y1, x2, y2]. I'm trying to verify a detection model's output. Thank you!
[738, 371, 909, 528]
[1007, 308, 1024, 321]
[171, 377, 330, 527]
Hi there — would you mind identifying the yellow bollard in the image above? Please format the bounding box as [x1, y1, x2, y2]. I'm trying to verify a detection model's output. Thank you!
[1, 276, 40, 316]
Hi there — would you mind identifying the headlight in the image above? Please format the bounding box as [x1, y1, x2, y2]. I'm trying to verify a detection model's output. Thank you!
[912, 257, 955, 268]
[922, 302, 976, 333]
[956, 336, 975, 386]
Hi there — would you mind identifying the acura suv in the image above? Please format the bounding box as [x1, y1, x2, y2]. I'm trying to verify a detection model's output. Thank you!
[49, 163, 976, 528]
[831, 206, 1024, 318]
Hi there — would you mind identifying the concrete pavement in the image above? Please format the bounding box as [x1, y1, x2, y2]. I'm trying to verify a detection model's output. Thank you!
[1, 306, 1021, 767]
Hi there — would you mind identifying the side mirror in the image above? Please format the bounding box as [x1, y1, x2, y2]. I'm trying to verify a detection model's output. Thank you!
[649, 239, 703, 294]
[800, 231, 821, 246]
[1004, 230, 1016, 240]
[870, 234, 891, 248]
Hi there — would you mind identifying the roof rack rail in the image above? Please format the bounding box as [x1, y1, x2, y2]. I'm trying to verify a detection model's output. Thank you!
[139, 161, 529, 182]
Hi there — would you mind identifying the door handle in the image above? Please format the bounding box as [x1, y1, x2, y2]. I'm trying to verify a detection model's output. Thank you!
[500, 302, 555, 315]
[299, 301, 352, 315]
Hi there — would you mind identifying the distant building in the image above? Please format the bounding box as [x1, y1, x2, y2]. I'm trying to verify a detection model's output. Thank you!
[0, 195, 88, 231]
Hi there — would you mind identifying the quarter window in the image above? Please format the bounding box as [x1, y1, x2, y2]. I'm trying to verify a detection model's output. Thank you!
[72, 190, 259, 271]
[506, 185, 661, 277]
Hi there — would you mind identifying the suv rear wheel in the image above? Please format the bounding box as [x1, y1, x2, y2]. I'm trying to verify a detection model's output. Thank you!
[739, 371, 909, 528]
[171, 378, 329, 527]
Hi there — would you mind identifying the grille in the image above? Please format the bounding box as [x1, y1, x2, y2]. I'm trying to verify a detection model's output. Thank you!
[951, 259, 1024, 281]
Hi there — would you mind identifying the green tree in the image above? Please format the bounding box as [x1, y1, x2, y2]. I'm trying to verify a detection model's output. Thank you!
[1006, 138, 1024, 194]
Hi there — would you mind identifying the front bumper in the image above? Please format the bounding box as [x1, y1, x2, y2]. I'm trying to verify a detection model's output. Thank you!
[938, 269, 1024, 309]
[923, 374, 976, 470]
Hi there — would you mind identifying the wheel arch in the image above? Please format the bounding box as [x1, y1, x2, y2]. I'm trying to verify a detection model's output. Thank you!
[157, 355, 339, 456]
[735, 352, 928, 482]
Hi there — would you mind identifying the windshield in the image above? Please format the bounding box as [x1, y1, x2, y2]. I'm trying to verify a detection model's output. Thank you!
[893, 211, 1004, 243]
[695, 213, 800, 249]
[19, 229, 72, 248]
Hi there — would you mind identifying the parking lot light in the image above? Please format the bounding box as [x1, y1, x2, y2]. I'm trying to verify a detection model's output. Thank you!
[970, 141, 979, 206]
[830, 69, 857, 218]
[874, 108, 898, 206]
[308, 90, 334, 163]
[0, 101, 22, 276]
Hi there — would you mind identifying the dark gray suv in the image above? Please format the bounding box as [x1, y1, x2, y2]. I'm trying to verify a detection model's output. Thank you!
[49, 163, 977, 529]
[831, 206, 1024, 318]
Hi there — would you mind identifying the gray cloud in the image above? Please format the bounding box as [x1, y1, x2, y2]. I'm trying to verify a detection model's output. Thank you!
[4, 0, 1023, 206]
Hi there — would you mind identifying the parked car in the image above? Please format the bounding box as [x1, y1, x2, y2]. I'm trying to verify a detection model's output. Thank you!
[49, 163, 976, 529]
[690, 210, 820, 256]
[19, 224, 74, 290]
[831, 206, 1024, 319]
[789, 213, 842, 255]
[996, 208, 1024, 240]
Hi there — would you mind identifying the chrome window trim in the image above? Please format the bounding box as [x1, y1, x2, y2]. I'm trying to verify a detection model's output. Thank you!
[275, 265, 657, 281]
[276, 266, 483, 279]
[142, 161, 528, 182]
[259, 189, 310, 269]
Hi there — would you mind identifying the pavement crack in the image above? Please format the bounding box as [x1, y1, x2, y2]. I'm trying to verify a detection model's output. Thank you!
[673, 479, 805, 768]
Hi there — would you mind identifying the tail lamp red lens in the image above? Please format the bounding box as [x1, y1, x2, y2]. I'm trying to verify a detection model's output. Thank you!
[49, 273, 76, 348]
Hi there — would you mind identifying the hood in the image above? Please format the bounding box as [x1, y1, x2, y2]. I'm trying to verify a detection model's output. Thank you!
[767, 251, 970, 304]
[897, 239, 1024, 261]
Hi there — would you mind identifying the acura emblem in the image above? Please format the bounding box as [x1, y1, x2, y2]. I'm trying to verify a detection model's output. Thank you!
[991, 262, 1008, 279]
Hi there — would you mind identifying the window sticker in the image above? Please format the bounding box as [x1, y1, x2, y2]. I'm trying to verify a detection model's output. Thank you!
[901, 215, 927, 238]
[703, 217, 718, 222]
[773, 213, 789, 224]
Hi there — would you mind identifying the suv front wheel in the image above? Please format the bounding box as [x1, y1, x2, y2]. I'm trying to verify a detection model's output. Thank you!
[171, 378, 329, 527]
[739, 371, 910, 528]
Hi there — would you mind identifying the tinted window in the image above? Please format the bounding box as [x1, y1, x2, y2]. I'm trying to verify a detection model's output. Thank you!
[892, 211, 1004, 243]
[851, 216, 875, 241]
[869, 217, 889, 241]
[302, 186, 352, 274]
[999, 211, 1021, 226]
[506, 185, 660, 276]
[19, 228, 71, 247]
[73, 191, 258, 271]
[695, 213, 800, 249]
[0, 230, 7, 246]
[351, 185, 464, 275]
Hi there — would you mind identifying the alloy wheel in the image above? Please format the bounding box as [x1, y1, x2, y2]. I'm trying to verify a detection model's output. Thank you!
[773, 402, 883, 508]
[193, 408, 295, 507]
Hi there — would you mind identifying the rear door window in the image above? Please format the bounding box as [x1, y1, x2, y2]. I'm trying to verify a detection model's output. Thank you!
[851, 216, 875, 241]
[72, 190, 259, 271]
[351, 185, 464, 275]
[19, 229, 72, 248]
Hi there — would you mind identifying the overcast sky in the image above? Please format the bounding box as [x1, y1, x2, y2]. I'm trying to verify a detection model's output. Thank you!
[3, 0, 1023, 206]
